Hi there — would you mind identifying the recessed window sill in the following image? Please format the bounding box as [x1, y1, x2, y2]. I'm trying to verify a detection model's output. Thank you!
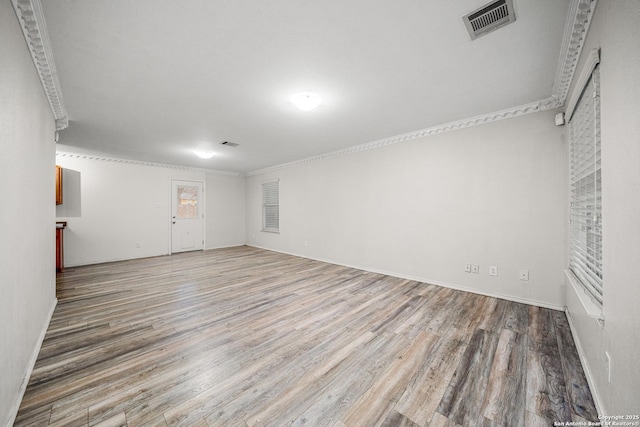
[565, 269, 604, 327]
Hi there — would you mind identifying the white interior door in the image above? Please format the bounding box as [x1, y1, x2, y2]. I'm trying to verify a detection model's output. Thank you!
[171, 180, 204, 253]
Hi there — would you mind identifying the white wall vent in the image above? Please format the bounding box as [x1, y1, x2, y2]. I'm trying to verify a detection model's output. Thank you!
[463, 0, 516, 40]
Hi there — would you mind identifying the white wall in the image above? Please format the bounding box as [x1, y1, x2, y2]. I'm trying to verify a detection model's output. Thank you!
[564, 0, 640, 415]
[246, 109, 567, 309]
[55, 155, 245, 266]
[206, 172, 246, 249]
[0, 2, 58, 425]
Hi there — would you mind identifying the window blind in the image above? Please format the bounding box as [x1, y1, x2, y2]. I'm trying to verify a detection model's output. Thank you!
[568, 67, 602, 306]
[262, 180, 279, 232]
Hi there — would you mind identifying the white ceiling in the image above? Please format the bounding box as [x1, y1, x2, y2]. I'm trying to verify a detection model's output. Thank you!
[43, 0, 570, 174]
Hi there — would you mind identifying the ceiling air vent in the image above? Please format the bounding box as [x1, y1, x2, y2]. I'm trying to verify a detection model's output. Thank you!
[463, 0, 516, 40]
[221, 141, 239, 147]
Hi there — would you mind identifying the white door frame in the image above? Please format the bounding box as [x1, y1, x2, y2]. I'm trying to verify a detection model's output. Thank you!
[170, 179, 205, 254]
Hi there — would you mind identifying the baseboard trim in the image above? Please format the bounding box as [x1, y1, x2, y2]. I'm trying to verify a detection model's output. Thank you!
[6, 297, 57, 427]
[64, 252, 170, 268]
[246, 245, 564, 312]
[63, 245, 247, 268]
[204, 244, 247, 251]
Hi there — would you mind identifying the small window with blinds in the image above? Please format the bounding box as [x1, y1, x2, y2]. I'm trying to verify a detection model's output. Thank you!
[568, 66, 602, 307]
[262, 180, 279, 233]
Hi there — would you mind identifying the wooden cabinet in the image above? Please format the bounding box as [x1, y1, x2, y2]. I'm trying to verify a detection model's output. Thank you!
[56, 222, 66, 273]
[56, 165, 63, 205]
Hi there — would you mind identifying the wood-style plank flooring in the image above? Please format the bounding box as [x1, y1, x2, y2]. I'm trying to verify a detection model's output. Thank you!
[15, 246, 598, 426]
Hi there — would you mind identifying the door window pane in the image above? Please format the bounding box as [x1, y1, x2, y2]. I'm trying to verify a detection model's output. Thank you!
[177, 186, 198, 219]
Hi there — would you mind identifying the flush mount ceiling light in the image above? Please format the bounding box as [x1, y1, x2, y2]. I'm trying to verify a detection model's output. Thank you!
[193, 150, 216, 159]
[291, 92, 322, 111]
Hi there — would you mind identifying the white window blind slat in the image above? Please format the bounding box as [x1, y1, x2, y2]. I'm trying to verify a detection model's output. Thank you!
[262, 180, 279, 232]
[568, 66, 603, 307]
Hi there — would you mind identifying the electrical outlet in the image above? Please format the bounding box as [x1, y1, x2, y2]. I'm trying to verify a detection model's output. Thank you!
[489, 265, 498, 276]
[519, 270, 529, 281]
[465, 264, 472, 273]
[471, 264, 480, 274]
[135, 242, 141, 248]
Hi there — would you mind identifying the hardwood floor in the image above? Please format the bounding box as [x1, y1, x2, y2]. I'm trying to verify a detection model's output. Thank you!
[16, 246, 598, 426]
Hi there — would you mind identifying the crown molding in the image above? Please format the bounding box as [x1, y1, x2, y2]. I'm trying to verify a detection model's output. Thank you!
[55, 152, 243, 177]
[248, 0, 597, 177]
[11, 0, 68, 130]
[551, 0, 598, 104]
[247, 99, 552, 176]
[19, 0, 595, 174]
